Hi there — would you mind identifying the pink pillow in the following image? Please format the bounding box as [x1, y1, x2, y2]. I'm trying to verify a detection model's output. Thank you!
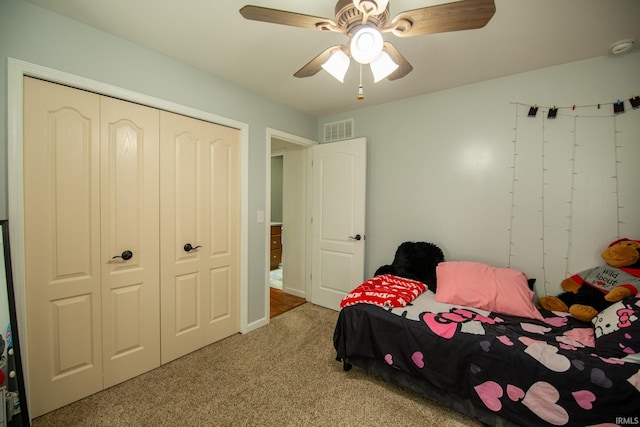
[435, 261, 543, 320]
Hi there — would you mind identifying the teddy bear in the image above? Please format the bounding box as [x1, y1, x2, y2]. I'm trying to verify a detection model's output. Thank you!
[538, 238, 640, 322]
[374, 241, 445, 292]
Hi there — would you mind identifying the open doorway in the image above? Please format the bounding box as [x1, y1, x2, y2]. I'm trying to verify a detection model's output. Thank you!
[266, 129, 315, 318]
[270, 154, 284, 290]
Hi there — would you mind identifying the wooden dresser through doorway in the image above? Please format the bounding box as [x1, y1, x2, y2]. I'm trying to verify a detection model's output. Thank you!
[270, 224, 282, 270]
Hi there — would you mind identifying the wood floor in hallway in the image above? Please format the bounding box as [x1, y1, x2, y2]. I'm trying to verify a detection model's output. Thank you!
[270, 287, 306, 318]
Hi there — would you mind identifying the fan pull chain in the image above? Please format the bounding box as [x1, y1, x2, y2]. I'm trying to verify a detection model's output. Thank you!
[361, 9, 370, 25]
[357, 64, 365, 100]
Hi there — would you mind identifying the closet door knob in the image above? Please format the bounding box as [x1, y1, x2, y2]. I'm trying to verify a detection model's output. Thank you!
[112, 250, 133, 261]
[184, 243, 202, 252]
[348, 234, 362, 241]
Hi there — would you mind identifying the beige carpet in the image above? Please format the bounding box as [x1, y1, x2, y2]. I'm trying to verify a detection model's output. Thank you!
[32, 303, 482, 426]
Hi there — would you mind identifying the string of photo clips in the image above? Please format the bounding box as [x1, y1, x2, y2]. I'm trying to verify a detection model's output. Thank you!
[508, 93, 639, 295]
[512, 94, 640, 118]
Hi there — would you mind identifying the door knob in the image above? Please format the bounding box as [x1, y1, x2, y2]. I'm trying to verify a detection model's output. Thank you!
[348, 234, 362, 241]
[112, 250, 133, 261]
[184, 243, 202, 252]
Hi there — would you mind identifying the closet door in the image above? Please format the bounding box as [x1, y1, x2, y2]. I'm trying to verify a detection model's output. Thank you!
[160, 111, 240, 364]
[23, 78, 162, 416]
[100, 96, 160, 387]
[23, 77, 103, 417]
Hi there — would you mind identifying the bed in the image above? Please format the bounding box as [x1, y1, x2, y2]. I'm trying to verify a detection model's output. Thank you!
[333, 266, 640, 427]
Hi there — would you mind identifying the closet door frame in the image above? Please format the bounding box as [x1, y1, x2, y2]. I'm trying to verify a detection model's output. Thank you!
[7, 58, 250, 400]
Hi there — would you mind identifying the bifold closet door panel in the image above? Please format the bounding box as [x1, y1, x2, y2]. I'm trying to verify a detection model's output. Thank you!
[23, 77, 104, 417]
[100, 96, 161, 388]
[23, 78, 162, 416]
[206, 124, 241, 345]
[159, 111, 241, 364]
[159, 111, 206, 363]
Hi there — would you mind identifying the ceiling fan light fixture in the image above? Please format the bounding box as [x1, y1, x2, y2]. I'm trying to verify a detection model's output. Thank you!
[241, 0, 496, 85]
[353, 0, 389, 16]
[322, 49, 351, 82]
[370, 51, 398, 82]
[350, 26, 384, 64]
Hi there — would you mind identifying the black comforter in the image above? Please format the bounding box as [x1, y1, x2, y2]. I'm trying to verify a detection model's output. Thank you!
[334, 291, 640, 427]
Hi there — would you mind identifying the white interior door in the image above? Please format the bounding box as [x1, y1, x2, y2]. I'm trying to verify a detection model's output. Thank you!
[310, 138, 367, 310]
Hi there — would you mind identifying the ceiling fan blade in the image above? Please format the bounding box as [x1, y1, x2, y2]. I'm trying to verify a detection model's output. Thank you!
[240, 5, 343, 33]
[385, 0, 496, 37]
[294, 46, 344, 78]
[383, 42, 413, 80]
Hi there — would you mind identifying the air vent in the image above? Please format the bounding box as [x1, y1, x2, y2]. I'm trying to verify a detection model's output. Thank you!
[324, 118, 354, 143]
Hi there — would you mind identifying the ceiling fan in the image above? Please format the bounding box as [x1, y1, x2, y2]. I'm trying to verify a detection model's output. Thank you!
[240, 0, 496, 85]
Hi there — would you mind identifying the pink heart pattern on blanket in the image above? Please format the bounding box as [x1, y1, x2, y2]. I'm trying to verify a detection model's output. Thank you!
[477, 381, 570, 425]
[520, 337, 571, 372]
[572, 390, 597, 410]
[506, 384, 525, 401]
[474, 381, 503, 412]
[411, 351, 425, 368]
[384, 354, 393, 365]
[521, 382, 569, 425]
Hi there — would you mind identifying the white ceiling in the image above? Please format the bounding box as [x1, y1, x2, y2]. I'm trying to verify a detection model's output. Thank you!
[25, 0, 640, 117]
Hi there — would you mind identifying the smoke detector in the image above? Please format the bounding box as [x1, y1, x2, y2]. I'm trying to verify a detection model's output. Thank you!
[609, 39, 636, 55]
